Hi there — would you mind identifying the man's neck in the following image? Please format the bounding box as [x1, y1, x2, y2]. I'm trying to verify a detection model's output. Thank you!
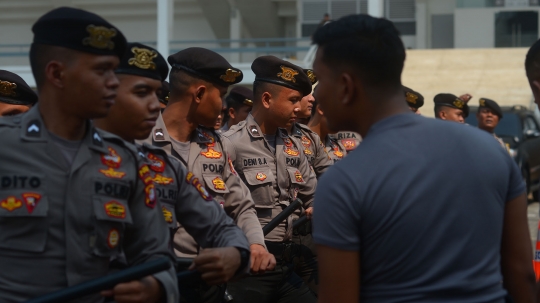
[355, 94, 410, 137]
[252, 109, 277, 135]
[38, 97, 86, 141]
[162, 100, 197, 142]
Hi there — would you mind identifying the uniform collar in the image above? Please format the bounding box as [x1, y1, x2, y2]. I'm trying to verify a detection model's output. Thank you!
[194, 127, 215, 144]
[20, 105, 109, 153]
[152, 113, 172, 143]
[289, 123, 303, 138]
[246, 113, 263, 138]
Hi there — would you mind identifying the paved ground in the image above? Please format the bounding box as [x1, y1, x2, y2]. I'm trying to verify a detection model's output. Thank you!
[529, 202, 539, 250]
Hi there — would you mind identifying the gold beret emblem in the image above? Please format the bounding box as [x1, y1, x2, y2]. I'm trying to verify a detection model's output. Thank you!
[83, 25, 117, 50]
[277, 66, 298, 83]
[0, 80, 17, 97]
[453, 99, 464, 109]
[165, 93, 170, 101]
[306, 70, 317, 84]
[479, 99, 486, 107]
[128, 47, 157, 70]
[405, 92, 417, 104]
[220, 69, 242, 83]
[243, 99, 253, 106]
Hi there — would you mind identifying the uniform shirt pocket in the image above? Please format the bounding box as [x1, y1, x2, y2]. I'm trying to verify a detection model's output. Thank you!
[91, 196, 133, 257]
[0, 190, 48, 252]
[286, 167, 305, 201]
[242, 167, 275, 208]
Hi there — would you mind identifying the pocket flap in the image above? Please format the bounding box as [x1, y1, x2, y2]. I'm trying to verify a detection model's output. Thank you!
[202, 174, 230, 194]
[0, 191, 48, 217]
[243, 167, 274, 186]
[287, 167, 306, 185]
[93, 197, 133, 224]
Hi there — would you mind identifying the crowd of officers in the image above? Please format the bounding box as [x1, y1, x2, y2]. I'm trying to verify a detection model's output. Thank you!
[0, 6, 515, 303]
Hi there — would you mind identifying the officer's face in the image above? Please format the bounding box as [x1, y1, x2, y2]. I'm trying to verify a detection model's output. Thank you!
[441, 107, 465, 123]
[229, 105, 251, 126]
[476, 108, 499, 132]
[196, 83, 227, 128]
[267, 87, 302, 128]
[64, 52, 120, 119]
[298, 92, 315, 119]
[0, 103, 30, 117]
[99, 74, 162, 141]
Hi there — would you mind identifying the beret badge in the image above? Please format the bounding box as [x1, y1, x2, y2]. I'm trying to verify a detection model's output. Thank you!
[406, 92, 417, 104]
[0, 81, 17, 97]
[220, 69, 242, 83]
[83, 25, 117, 50]
[129, 47, 157, 70]
[306, 70, 317, 84]
[453, 99, 464, 109]
[479, 99, 486, 107]
[277, 66, 298, 83]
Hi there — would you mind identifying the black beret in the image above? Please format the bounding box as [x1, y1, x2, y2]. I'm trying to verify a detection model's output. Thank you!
[115, 42, 168, 81]
[252, 56, 312, 96]
[403, 86, 424, 109]
[434, 93, 470, 118]
[168, 47, 243, 86]
[304, 69, 318, 86]
[227, 86, 253, 107]
[479, 98, 503, 119]
[32, 7, 127, 58]
[0, 70, 38, 105]
[158, 81, 170, 105]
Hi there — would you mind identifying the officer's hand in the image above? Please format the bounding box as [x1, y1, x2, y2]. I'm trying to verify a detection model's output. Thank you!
[100, 276, 163, 303]
[190, 247, 240, 285]
[305, 207, 313, 219]
[459, 93, 472, 102]
[250, 244, 276, 274]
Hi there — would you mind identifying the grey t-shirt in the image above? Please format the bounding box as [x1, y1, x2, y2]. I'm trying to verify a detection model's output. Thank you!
[170, 137, 191, 164]
[313, 113, 524, 303]
[48, 131, 82, 165]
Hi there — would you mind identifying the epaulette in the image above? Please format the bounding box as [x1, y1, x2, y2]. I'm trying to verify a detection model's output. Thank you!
[0, 114, 23, 128]
[223, 120, 246, 137]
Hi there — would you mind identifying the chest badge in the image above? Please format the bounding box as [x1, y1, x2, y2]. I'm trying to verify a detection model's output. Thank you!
[1, 196, 22, 212]
[153, 174, 174, 185]
[101, 147, 122, 168]
[201, 148, 222, 159]
[301, 136, 311, 148]
[303, 149, 313, 156]
[342, 139, 356, 151]
[334, 150, 344, 158]
[107, 228, 120, 248]
[283, 138, 293, 147]
[294, 171, 304, 183]
[22, 193, 42, 214]
[147, 153, 165, 172]
[212, 177, 226, 191]
[162, 206, 173, 223]
[256, 172, 267, 181]
[104, 201, 126, 219]
[284, 148, 299, 157]
[99, 167, 126, 179]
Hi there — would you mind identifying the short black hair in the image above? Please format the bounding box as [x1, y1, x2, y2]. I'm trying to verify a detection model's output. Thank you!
[29, 43, 76, 90]
[252, 80, 280, 103]
[168, 68, 201, 98]
[526, 39, 540, 80]
[434, 104, 445, 119]
[312, 14, 405, 89]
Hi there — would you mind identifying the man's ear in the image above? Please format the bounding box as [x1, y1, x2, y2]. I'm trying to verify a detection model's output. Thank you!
[45, 60, 66, 89]
[316, 104, 324, 116]
[194, 85, 207, 104]
[228, 107, 236, 119]
[340, 72, 358, 106]
[439, 109, 447, 120]
[261, 91, 272, 109]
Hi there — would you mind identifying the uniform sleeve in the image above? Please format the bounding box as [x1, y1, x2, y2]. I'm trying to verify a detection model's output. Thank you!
[505, 153, 526, 202]
[221, 137, 266, 249]
[312, 165, 360, 251]
[171, 158, 251, 253]
[297, 144, 317, 209]
[122, 156, 178, 303]
[311, 133, 333, 178]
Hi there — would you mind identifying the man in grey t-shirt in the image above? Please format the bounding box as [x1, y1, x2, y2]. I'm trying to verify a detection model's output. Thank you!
[311, 14, 536, 303]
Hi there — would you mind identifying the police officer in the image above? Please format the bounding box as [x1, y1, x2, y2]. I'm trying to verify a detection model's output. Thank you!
[403, 86, 424, 114]
[434, 93, 469, 123]
[0, 70, 37, 116]
[308, 101, 348, 164]
[287, 69, 332, 179]
[329, 131, 361, 152]
[476, 98, 507, 149]
[0, 7, 177, 302]
[138, 47, 275, 300]
[93, 42, 251, 299]
[221, 86, 253, 132]
[223, 56, 317, 302]
[158, 80, 169, 110]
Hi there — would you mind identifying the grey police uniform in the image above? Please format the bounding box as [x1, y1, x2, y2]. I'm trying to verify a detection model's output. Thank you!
[0, 106, 177, 302]
[329, 131, 361, 152]
[290, 123, 332, 178]
[139, 114, 265, 257]
[325, 135, 347, 163]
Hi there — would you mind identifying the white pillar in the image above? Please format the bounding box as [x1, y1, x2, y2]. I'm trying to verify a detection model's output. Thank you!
[230, 7, 241, 63]
[157, 0, 173, 59]
[368, 0, 384, 18]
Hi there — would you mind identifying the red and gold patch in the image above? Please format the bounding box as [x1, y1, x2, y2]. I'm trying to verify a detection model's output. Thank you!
[144, 183, 157, 208]
[186, 171, 195, 184]
[162, 206, 173, 224]
[228, 157, 237, 176]
[334, 150, 344, 158]
[153, 174, 174, 185]
[294, 171, 304, 183]
[256, 172, 267, 181]
[22, 193, 41, 214]
[301, 136, 311, 148]
[283, 138, 293, 147]
[212, 177, 226, 190]
[342, 139, 356, 151]
[138, 164, 153, 185]
[147, 153, 165, 172]
[303, 149, 313, 156]
[99, 167, 126, 179]
[284, 148, 300, 157]
[101, 147, 122, 168]
[104, 201, 126, 219]
[192, 177, 213, 201]
[200, 131, 216, 146]
[201, 148, 222, 159]
[1, 196, 22, 212]
[107, 228, 120, 248]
